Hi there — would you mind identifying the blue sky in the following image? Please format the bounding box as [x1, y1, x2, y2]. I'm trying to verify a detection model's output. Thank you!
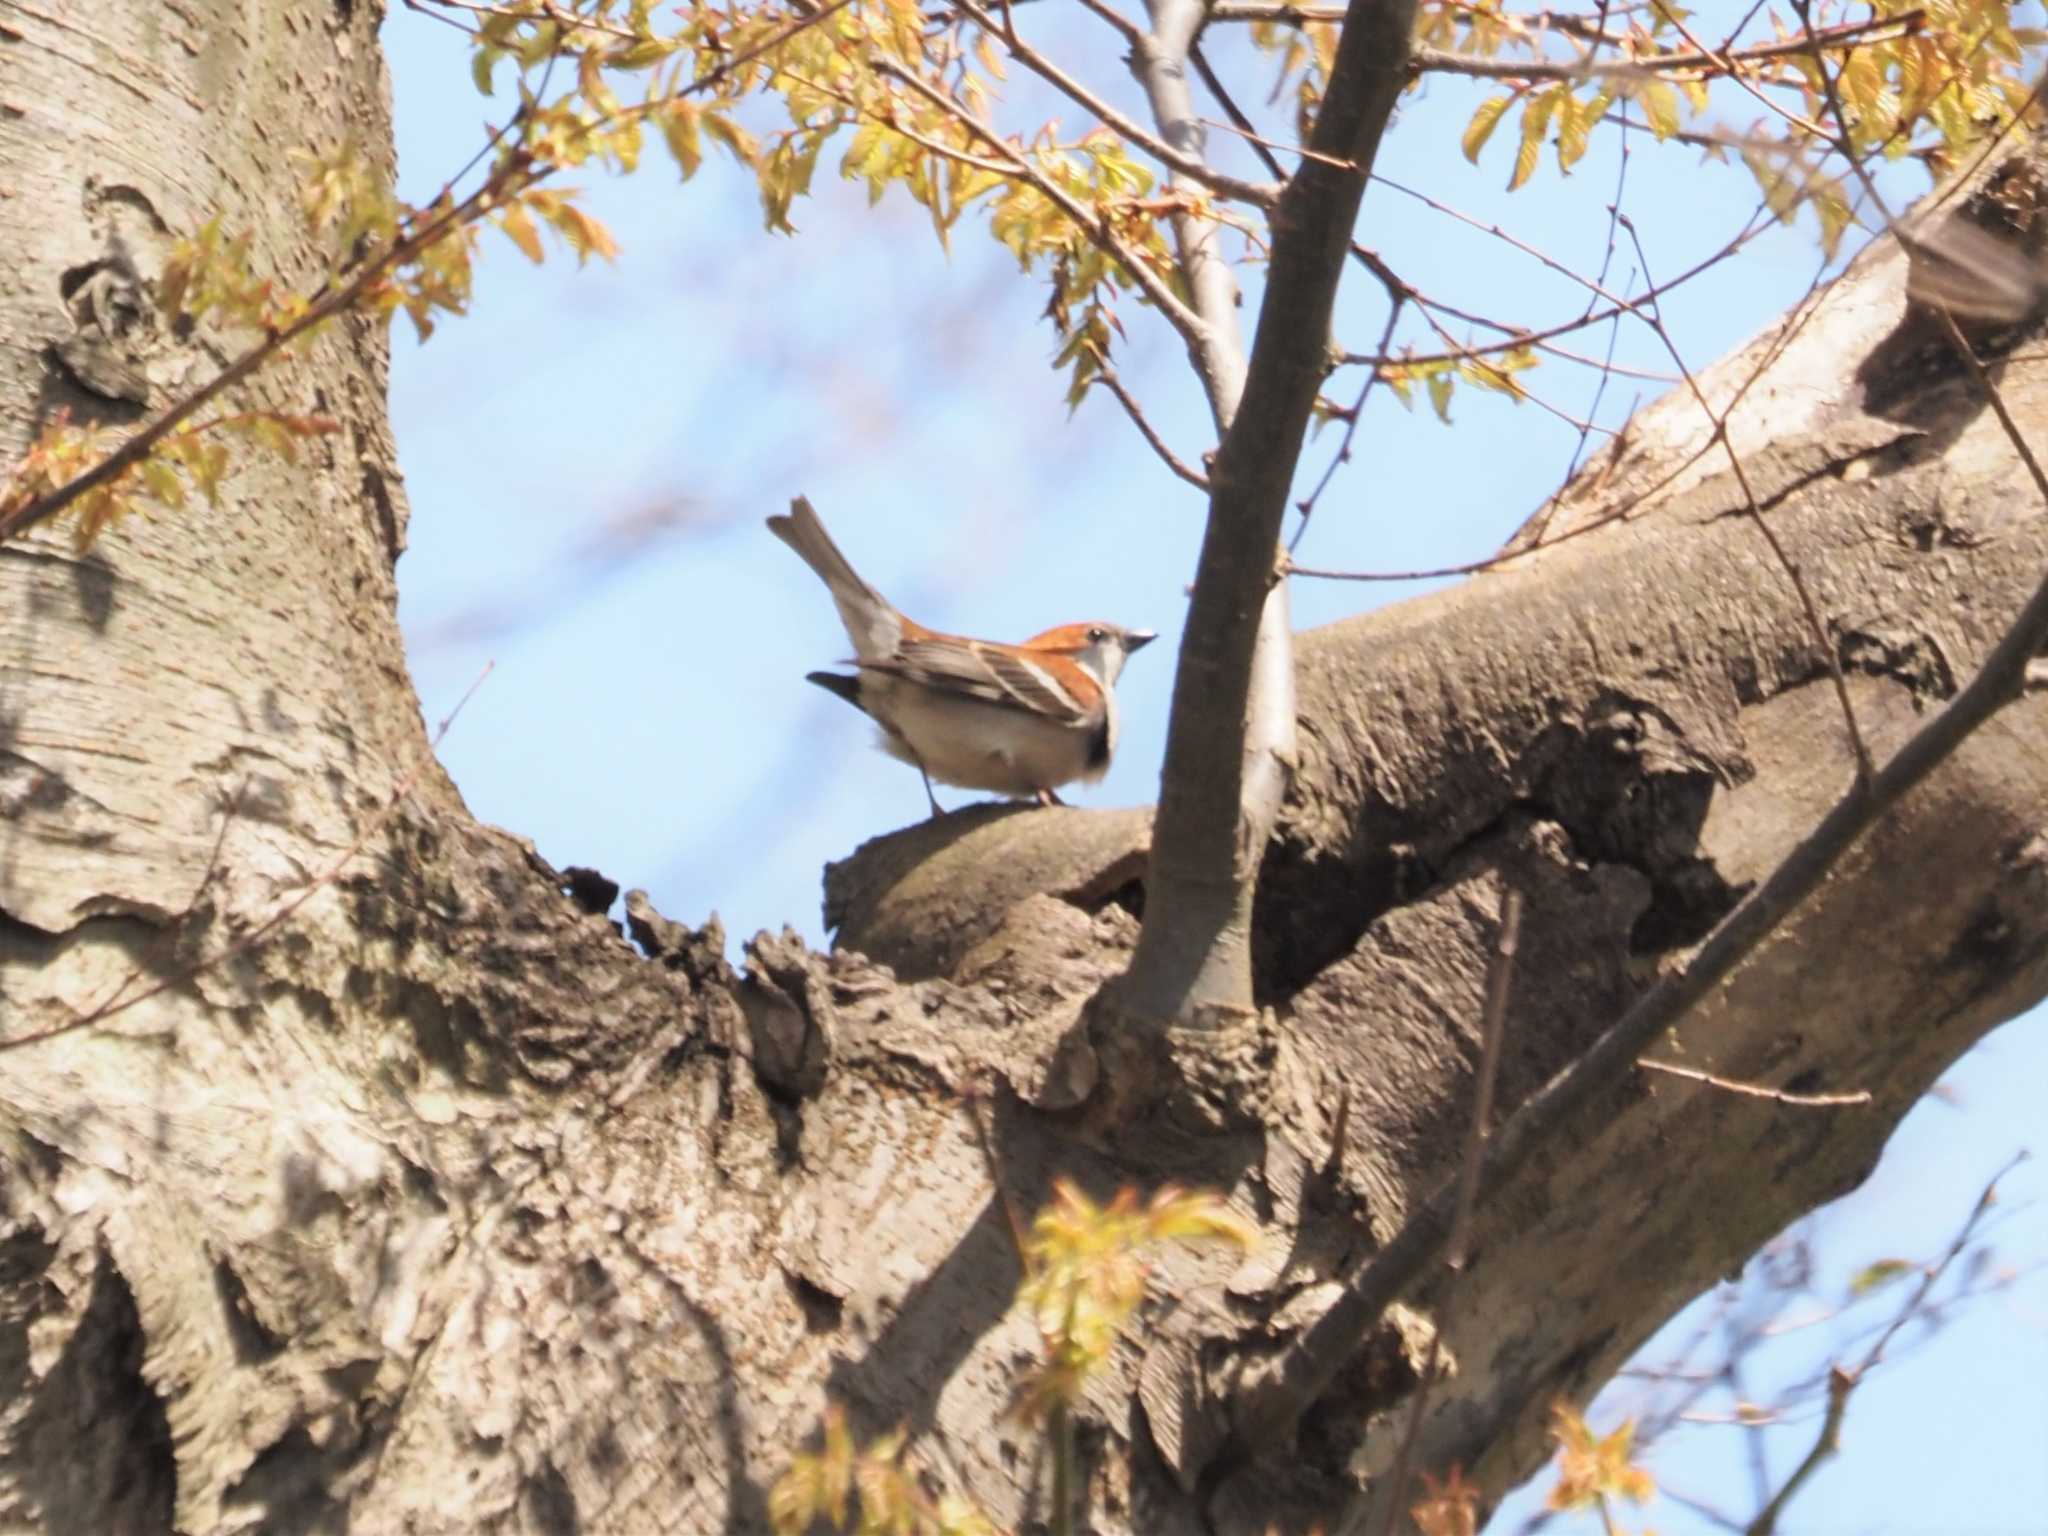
[380, 6, 2044, 1528]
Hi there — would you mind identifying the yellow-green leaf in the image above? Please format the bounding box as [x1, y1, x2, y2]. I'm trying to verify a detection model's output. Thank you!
[1640, 79, 1682, 141]
[1462, 93, 1514, 164]
[701, 110, 760, 169]
[661, 101, 703, 179]
[1849, 1258, 1913, 1296]
[499, 200, 544, 264]
[1426, 367, 1454, 423]
[141, 457, 186, 511]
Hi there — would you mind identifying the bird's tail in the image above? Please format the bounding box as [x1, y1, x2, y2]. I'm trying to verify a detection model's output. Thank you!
[766, 496, 902, 662]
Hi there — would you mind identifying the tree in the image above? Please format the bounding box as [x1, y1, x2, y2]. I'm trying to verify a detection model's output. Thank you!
[4, 0, 2046, 1531]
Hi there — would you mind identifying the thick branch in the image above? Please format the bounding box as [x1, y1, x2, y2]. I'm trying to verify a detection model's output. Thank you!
[1232, 435, 2048, 1444]
[1122, 0, 1416, 1021]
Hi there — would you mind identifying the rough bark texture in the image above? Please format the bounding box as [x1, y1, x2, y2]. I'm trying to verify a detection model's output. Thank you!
[4, 4, 2047, 1536]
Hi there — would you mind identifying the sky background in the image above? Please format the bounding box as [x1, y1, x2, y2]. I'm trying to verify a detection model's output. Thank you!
[380, 5, 2045, 1529]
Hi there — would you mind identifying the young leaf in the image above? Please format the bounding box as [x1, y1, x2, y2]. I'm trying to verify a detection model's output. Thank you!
[1462, 94, 1514, 164]
[1640, 78, 1682, 141]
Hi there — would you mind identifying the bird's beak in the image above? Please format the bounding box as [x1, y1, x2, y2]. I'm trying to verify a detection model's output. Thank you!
[1126, 630, 1158, 652]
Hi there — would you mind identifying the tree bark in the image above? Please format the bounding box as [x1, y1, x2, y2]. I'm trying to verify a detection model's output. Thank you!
[5, 4, 2047, 1536]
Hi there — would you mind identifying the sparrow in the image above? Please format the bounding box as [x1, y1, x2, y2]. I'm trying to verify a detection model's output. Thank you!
[767, 496, 1156, 815]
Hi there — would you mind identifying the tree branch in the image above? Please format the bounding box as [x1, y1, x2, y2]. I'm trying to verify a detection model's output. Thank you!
[1229, 471, 2048, 1445]
[1748, 1152, 2023, 1534]
[0, 0, 853, 545]
[1409, 14, 1920, 84]
[948, 0, 1283, 209]
[1129, 0, 1252, 427]
[867, 56, 1213, 347]
[1092, 366, 1213, 490]
[1122, 0, 1417, 1023]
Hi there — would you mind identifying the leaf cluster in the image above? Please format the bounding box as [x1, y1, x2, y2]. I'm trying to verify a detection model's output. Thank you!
[1011, 1180, 1256, 1425]
[768, 1405, 998, 1536]
[1449, 0, 2044, 261]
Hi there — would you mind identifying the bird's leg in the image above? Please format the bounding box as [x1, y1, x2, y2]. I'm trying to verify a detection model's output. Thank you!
[919, 763, 946, 819]
[1036, 787, 1067, 808]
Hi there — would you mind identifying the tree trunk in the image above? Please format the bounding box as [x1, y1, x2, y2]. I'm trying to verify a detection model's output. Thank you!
[5, 4, 2045, 1534]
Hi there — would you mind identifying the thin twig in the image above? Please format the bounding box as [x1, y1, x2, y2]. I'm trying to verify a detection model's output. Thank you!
[1653, 5, 1833, 141]
[1558, 66, 1633, 493]
[1093, 367, 1213, 489]
[417, 0, 645, 41]
[1613, 210, 1873, 780]
[1070, 0, 1142, 46]
[1292, 294, 1402, 549]
[948, 0, 1283, 207]
[1747, 1152, 2025, 1535]
[1637, 1059, 1872, 1107]
[1197, 112, 1361, 171]
[1338, 196, 1767, 382]
[1859, 1151, 2028, 1375]
[1743, 1368, 1852, 1536]
[1187, 52, 1289, 179]
[869, 58, 1213, 348]
[1411, 13, 1919, 84]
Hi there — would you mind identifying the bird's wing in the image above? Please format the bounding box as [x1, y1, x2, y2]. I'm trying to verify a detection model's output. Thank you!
[864, 637, 1098, 725]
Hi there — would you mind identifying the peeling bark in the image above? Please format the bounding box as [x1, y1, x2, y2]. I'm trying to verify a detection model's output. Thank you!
[3, 3, 2046, 1535]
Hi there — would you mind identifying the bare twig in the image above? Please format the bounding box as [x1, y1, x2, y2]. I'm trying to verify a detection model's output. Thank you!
[1411, 13, 1920, 84]
[1747, 1152, 2026, 1535]
[1743, 1366, 1853, 1536]
[1188, 48, 1288, 179]
[1557, 73, 1633, 492]
[1293, 294, 1403, 549]
[1652, 4, 1833, 141]
[1637, 1060, 1873, 1107]
[1197, 112, 1360, 171]
[1092, 367, 1213, 490]
[417, 0, 645, 42]
[1613, 210, 1874, 781]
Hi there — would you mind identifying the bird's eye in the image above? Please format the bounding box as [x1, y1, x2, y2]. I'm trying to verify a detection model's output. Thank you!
[1087, 626, 1108, 643]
